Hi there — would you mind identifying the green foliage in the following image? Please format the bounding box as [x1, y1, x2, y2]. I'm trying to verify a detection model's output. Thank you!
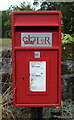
[8, 2, 33, 12]
[2, 11, 11, 38]
[0, 11, 2, 38]
[62, 33, 74, 44]
[37, 2, 74, 34]
[62, 33, 74, 61]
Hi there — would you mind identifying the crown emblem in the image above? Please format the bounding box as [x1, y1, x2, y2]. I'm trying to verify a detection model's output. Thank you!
[23, 35, 35, 44]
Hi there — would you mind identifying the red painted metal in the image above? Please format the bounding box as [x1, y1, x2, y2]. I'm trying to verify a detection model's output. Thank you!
[12, 11, 62, 107]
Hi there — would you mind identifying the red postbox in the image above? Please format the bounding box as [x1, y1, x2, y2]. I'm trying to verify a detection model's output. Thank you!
[12, 11, 61, 107]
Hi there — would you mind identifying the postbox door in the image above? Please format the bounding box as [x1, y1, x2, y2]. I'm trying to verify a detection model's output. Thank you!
[15, 50, 58, 104]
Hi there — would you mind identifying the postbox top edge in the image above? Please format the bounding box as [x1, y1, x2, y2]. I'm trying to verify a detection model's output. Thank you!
[12, 11, 61, 15]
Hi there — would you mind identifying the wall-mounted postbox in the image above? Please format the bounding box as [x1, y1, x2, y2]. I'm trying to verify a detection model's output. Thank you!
[12, 11, 61, 107]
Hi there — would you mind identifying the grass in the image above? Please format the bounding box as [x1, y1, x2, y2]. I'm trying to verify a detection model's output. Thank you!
[0, 38, 11, 50]
[0, 38, 2, 46]
[2, 82, 15, 119]
[2, 38, 11, 46]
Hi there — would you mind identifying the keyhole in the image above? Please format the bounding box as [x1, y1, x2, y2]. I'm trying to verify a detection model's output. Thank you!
[22, 77, 24, 80]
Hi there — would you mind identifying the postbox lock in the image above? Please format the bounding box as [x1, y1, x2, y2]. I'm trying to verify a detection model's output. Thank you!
[22, 77, 24, 80]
